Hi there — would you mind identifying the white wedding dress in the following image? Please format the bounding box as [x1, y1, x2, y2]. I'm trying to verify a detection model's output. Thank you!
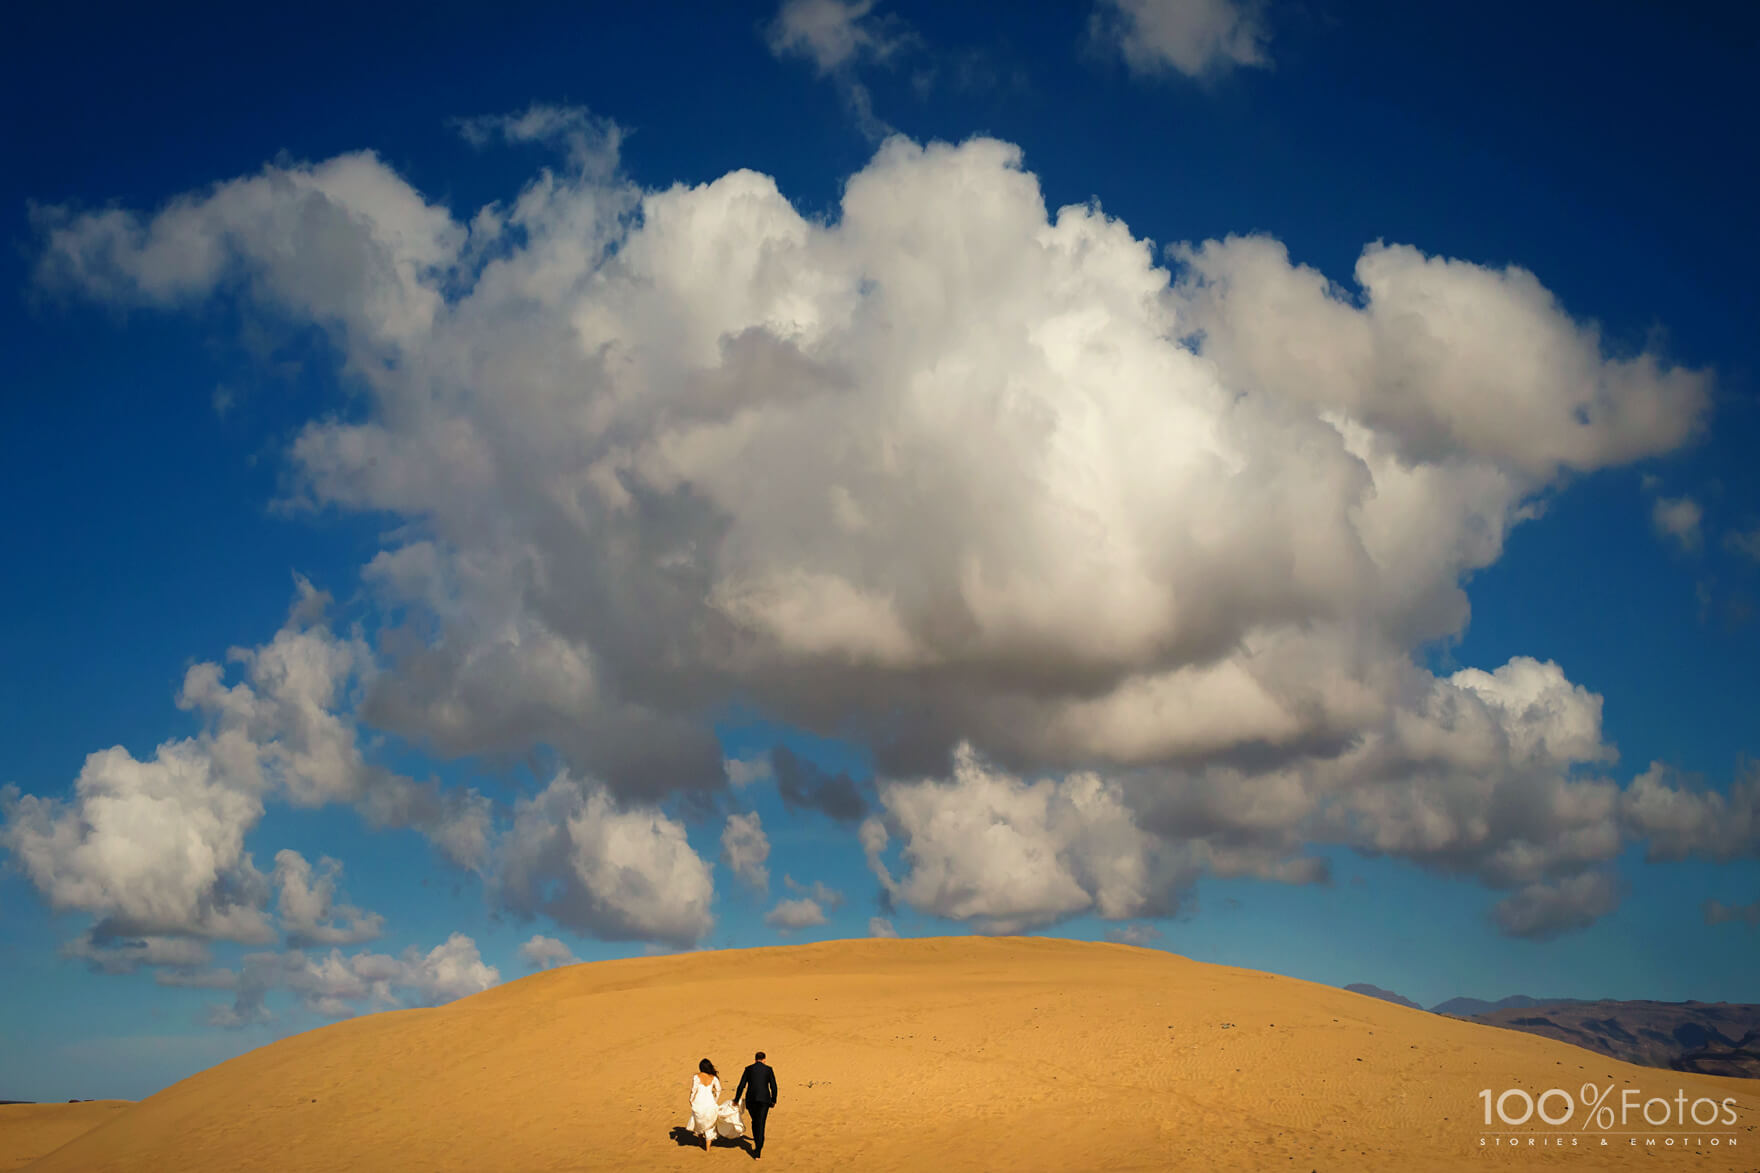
[687, 1075, 744, 1141]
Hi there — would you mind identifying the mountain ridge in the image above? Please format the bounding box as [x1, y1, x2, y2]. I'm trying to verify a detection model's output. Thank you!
[1343, 982, 1760, 1077]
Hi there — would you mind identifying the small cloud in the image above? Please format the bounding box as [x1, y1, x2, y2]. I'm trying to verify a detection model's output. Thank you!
[721, 812, 771, 891]
[273, 850, 385, 949]
[1090, 0, 1271, 80]
[725, 754, 774, 788]
[1703, 898, 1760, 928]
[1652, 495, 1704, 551]
[783, 875, 845, 909]
[766, 0, 904, 74]
[1725, 527, 1760, 563]
[453, 104, 622, 176]
[518, 934, 578, 970]
[1105, 923, 1161, 946]
[765, 897, 828, 932]
[62, 930, 212, 976]
[1491, 872, 1621, 940]
[868, 916, 898, 938]
[155, 967, 238, 990]
[764, 0, 912, 139]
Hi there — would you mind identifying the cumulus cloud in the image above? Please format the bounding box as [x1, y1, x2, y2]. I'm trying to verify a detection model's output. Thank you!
[518, 933, 578, 969]
[168, 580, 491, 867]
[29, 119, 1724, 941]
[0, 741, 274, 944]
[863, 746, 1203, 933]
[863, 659, 1656, 936]
[867, 916, 898, 937]
[721, 812, 771, 890]
[32, 157, 460, 350]
[1091, 0, 1270, 79]
[1174, 236, 1707, 480]
[1623, 763, 1760, 862]
[272, 850, 385, 947]
[0, 582, 500, 980]
[0, 583, 490, 959]
[401, 932, 500, 1002]
[1491, 871, 1622, 940]
[210, 931, 499, 1027]
[765, 897, 829, 931]
[495, 775, 715, 947]
[1652, 495, 1704, 551]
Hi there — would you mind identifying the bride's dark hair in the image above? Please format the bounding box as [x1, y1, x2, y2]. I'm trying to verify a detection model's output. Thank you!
[699, 1058, 718, 1077]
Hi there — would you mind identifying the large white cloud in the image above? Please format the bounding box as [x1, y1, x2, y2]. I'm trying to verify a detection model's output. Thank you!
[0, 739, 274, 944]
[0, 585, 488, 967]
[495, 775, 715, 947]
[860, 658, 1649, 940]
[863, 745, 1199, 934]
[25, 118, 1736, 941]
[1175, 236, 1707, 479]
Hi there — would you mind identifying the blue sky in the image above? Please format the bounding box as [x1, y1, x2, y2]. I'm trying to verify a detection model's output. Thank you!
[3, 0, 1757, 1102]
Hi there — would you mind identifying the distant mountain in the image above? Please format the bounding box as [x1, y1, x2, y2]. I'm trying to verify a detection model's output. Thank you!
[1344, 983, 1423, 1010]
[1338, 984, 1760, 1077]
[1430, 994, 1566, 1017]
[1473, 1001, 1760, 1079]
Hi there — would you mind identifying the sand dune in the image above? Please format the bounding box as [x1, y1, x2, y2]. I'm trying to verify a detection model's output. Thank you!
[0, 1101, 130, 1171]
[10, 937, 1756, 1171]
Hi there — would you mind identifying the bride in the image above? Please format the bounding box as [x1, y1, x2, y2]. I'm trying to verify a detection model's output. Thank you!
[687, 1058, 743, 1152]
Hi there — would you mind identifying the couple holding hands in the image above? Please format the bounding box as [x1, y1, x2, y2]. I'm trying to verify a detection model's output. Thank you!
[687, 1051, 778, 1158]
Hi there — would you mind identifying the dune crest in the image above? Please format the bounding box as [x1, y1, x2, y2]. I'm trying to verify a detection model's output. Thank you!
[0, 1101, 130, 1171]
[12, 937, 1756, 1171]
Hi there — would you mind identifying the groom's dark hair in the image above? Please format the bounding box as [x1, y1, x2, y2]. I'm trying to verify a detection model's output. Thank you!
[755, 1051, 765, 1060]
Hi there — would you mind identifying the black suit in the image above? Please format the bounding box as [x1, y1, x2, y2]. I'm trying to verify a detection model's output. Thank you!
[734, 1061, 778, 1155]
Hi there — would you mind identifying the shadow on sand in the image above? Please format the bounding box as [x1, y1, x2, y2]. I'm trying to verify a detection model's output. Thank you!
[667, 1126, 755, 1157]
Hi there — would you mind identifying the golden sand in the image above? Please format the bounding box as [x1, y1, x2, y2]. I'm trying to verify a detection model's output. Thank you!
[0, 1101, 130, 1171]
[7, 937, 1754, 1171]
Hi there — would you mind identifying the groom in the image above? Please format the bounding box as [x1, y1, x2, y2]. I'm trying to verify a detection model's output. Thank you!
[734, 1050, 778, 1158]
